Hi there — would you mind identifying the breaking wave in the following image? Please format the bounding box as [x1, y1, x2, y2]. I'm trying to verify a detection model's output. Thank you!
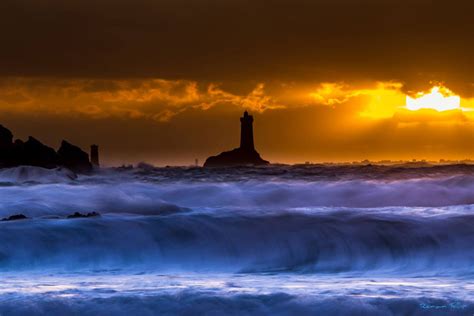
[0, 165, 473, 220]
[0, 164, 472, 274]
[0, 166, 77, 184]
[1, 164, 474, 314]
[0, 211, 473, 275]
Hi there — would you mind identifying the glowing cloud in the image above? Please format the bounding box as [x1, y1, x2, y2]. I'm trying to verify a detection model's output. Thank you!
[0, 78, 279, 122]
[406, 87, 461, 112]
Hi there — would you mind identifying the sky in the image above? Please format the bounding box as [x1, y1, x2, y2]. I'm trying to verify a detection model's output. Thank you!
[0, 0, 473, 165]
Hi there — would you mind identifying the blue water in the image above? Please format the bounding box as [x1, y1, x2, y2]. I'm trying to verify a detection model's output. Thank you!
[0, 164, 473, 315]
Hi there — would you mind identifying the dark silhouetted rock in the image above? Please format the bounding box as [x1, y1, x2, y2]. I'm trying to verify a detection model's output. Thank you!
[22, 137, 58, 168]
[0, 125, 13, 148]
[90, 144, 99, 167]
[0, 125, 15, 167]
[1, 214, 28, 221]
[204, 111, 269, 167]
[67, 211, 100, 219]
[204, 148, 268, 167]
[58, 140, 92, 173]
[14, 139, 24, 146]
[0, 125, 95, 173]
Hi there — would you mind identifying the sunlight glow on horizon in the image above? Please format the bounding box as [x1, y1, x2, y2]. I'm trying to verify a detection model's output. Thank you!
[406, 86, 461, 112]
[308, 82, 474, 120]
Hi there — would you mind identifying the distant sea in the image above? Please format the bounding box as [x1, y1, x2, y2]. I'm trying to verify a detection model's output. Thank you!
[0, 164, 473, 315]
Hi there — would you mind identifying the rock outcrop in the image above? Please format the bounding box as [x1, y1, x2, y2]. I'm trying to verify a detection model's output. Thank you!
[0, 125, 93, 173]
[205, 147, 268, 167]
[1, 214, 28, 221]
[204, 111, 269, 167]
[0, 125, 13, 148]
[67, 211, 100, 219]
[22, 136, 59, 168]
[58, 140, 92, 173]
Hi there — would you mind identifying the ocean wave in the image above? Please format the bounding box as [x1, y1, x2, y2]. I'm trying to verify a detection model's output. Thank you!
[0, 171, 473, 220]
[121, 163, 474, 183]
[0, 166, 77, 184]
[0, 181, 187, 218]
[0, 164, 473, 275]
[149, 175, 474, 208]
[0, 212, 473, 275]
[0, 291, 471, 316]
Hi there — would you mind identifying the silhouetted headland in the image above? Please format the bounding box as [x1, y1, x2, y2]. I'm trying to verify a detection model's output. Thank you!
[204, 111, 269, 167]
[0, 124, 96, 173]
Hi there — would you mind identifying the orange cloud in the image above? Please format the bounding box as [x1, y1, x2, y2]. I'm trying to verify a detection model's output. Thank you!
[0, 78, 472, 125]
[0, 78, 279, 122]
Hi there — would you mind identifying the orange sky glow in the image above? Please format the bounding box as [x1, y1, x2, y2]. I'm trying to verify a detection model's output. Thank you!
[0, 0, 473, 165]
[0, 78, 472, 165]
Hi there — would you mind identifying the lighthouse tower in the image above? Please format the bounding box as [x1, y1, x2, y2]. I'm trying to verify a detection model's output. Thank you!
[203, 111, 269, 167]
[240, 111, 255, 151]
[90, 144, 99, 167]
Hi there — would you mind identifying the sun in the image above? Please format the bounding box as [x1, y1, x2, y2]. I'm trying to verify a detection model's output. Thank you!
[406, 86, 461, 112]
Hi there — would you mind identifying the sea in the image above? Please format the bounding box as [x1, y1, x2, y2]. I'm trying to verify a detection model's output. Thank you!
[0, 163, 473, 315]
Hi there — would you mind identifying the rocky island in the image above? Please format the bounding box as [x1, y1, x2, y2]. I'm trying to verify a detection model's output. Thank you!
[0, 124, 94, 173]
[204, 111, 269, 167]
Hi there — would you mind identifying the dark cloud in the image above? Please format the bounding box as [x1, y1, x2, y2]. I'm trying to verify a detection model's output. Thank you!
[1, 0, 474, 94]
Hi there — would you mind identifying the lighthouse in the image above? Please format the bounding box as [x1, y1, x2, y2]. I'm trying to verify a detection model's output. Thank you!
[240, 111, 255, 151]
[204, 111, 269, 167]
[90, 144, 99, 167]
